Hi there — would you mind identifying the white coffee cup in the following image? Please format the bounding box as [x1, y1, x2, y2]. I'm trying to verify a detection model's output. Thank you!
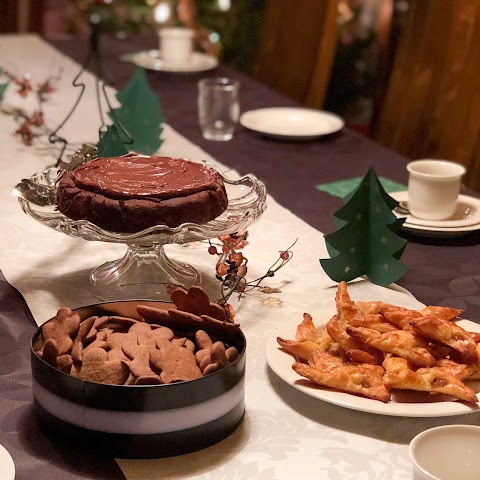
[407, 159, 466, 220]
[409, 425, 480, 480]
[159, 27, 194, 66]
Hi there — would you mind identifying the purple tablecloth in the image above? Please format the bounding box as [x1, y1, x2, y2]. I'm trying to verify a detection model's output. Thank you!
[53, 33, 480, 320]
[1, 34, 480, 480]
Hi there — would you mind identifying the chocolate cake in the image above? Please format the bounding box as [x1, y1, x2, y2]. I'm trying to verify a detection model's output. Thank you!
[56, 155, 228, 233]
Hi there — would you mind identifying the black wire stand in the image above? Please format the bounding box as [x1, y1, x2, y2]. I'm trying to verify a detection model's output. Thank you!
[48, 24, 131, 167]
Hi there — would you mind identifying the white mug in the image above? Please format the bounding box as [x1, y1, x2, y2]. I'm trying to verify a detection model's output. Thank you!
[159, 27, 194, 66]
[407, 159, 466, 220]
[409, 425, 480, 480]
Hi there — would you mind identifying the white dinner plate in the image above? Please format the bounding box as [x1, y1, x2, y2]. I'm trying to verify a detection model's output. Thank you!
[265, 307, 480, 417]
[127, 50, 218, 73]
[390, 191, 480, 228]
[239, 107, 345, 140]
[0, 444, 15, 480]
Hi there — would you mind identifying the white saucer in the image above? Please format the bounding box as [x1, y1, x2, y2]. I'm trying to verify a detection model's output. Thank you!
[0, 444, 15, 480]
[128, 50, 218, 73]
[239, 107, 345, 140]
[401, 222, 480, 237]
[391, 191, 480, 234]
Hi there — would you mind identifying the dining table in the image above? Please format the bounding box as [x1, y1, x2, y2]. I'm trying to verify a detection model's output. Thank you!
[1, 33, 480, 480]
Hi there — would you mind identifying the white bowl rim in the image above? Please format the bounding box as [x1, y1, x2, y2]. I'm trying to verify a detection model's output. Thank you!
[409, 424, 480, 480]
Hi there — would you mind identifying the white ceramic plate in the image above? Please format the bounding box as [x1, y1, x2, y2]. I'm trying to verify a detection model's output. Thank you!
[391, 191, 480, 228]
[0, 444, 15, 480]
[239, 107, 345, 140]
[265, 307, 480, 417]
[127, 50, 218, 73]
[400, 221, 480, 237]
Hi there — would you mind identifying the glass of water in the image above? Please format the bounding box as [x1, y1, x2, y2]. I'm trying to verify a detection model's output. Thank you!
[197, 77, 240, 141]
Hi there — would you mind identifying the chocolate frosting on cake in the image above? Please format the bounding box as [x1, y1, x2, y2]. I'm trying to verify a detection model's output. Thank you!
[56, 155, 228, 233]
[72, 155, 222, 199]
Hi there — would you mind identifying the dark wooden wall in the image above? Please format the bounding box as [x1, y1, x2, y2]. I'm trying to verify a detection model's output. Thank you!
[253, 0, 339, 109]
[0, 1, 45, 34]
[374, 0, 480, 191]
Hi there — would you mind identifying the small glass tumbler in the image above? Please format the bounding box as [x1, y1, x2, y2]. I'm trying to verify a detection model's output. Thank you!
[197, 77, 240, 141]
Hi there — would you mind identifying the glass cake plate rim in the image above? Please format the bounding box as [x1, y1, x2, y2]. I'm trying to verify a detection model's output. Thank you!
[14, 160, 268, 246]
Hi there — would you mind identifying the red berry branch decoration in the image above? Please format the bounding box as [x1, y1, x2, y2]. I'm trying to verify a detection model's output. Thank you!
[0, 68, 60, 146]
[207, 231, 297, 305]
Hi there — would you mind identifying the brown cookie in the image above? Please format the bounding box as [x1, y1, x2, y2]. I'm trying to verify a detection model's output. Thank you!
[106, 331, 130, 362]
[171, 286, 227, 321]
[137, 306, 171, 325]
[211, 341, 228, 366]
[195, 330, 214, 349]
[134, 374, 163, 385]
[122, 323, 157, 377]
[152, 326, 175, 343]
[84, 316, 109, 344]
[225, 346, 239, 362]
[40, 307, 81, 356]
[150, 338, 202, 384]
[71, 316, 96, 363]
[41, 338, 60, 365]
[83, 333, 108, 354]
[203, 362, 222, 376]
[137, 305, 203, 332]
[198, 352, 213, 372]
[56, 354, 73, 373]
[76, 347, 130, 385]
[199, 314, 241, 338]
[170, 336, 196, 351]
[100, 316, 139, 332]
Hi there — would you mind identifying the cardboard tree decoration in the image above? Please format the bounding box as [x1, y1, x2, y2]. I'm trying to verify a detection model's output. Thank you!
[97, 123, 129, 157]
[0, 82, 8, 101]
[107, 66, 164, 155]
[0, 68, 9, 101]
[320, 168, 408, 286]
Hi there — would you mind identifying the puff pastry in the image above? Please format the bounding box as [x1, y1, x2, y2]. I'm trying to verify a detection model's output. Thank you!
[293, 351, 390, 402]
[279, 281, 479, 403]
[346, 325, 436, 367]
[277, 313, 334, 362]
[410, 316, 478, 364]
[277, 337, 332, 362]
[327, 316, 383, 365]
[383, 357, 478, 403]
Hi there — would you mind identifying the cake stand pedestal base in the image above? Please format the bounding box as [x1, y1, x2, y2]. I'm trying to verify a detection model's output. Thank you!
[90, 244, 201, 301]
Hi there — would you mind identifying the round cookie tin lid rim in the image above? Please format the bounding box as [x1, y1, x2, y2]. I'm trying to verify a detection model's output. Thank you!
[31, 299, 246, 389]
[31, 338, 246, 389]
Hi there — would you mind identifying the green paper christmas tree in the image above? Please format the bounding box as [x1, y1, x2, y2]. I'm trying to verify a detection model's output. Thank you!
[0, 68, 9, 101]
[0, 83, 8, 101]
[108, 66, 164, 155]
[320, 168, 408, 286]
[97, 123, 129, 157]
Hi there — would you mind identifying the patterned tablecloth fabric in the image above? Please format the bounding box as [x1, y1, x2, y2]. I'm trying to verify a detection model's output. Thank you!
[1, 34, 480, 480]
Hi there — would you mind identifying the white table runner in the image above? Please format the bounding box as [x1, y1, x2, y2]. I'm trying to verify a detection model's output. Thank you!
[1, 34, 476, 480]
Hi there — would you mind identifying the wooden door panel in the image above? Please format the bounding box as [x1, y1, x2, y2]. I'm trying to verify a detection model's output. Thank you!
[375, 0, 480, 191]
[254, 0, 338, 109]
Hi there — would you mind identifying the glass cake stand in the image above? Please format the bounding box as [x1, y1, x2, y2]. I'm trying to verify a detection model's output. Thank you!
[15, 162, 267, 301]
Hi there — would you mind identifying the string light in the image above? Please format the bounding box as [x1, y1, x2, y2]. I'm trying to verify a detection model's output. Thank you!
[217, 0, 231, 12]
[153, 1, 172, 24]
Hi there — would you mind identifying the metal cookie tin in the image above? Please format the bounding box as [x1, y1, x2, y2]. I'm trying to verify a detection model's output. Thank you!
[31, 300, 246, 458]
